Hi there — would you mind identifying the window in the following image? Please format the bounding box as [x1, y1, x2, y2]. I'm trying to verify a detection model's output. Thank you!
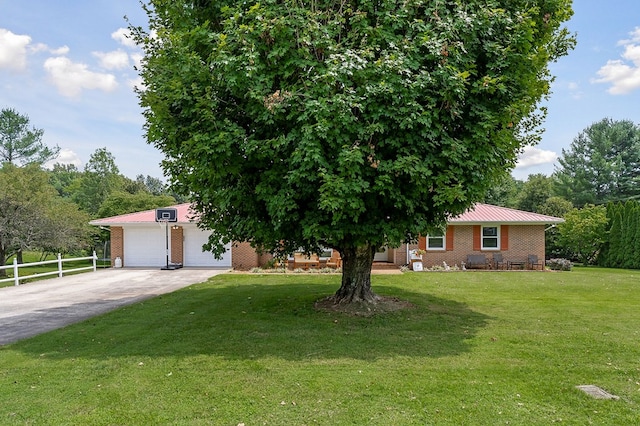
[482, 226, 499, 250]
[319, 248, 333, 259]
[427, 234, 446, 250]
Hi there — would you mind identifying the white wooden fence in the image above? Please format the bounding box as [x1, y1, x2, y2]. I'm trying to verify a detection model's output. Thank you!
[0, 252, 97, 286]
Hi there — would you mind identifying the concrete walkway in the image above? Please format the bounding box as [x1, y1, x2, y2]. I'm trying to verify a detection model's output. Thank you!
[0, 268, 227, 345]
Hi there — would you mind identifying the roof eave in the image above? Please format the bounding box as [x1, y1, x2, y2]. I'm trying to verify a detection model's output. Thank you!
[450, 219, 565, 225]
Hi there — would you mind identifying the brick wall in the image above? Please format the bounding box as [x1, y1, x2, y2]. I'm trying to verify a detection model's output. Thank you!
[395, 225, 547, 269]
[170, 226, 184, 264]
[232, 241, 260, 270]
[111, 226, 124, 266]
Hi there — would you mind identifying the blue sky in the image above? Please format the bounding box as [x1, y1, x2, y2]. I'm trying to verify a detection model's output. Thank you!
[1, 1, 639, 181]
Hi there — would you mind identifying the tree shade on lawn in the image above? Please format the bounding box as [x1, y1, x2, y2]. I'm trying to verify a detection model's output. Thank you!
[133, 0, 575, 304]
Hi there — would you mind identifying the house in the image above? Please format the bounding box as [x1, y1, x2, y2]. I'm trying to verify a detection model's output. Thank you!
[89, 203, 261, 269]
[382, 203, 564, 269]
[91, 203, 562, 270]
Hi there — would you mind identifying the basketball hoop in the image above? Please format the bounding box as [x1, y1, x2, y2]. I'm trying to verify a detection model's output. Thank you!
[156, 208, 179, 270]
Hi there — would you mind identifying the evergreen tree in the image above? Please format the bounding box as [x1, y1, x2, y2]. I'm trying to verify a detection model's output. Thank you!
[621, 201, 636, 268]
[0, 108, 59, 166]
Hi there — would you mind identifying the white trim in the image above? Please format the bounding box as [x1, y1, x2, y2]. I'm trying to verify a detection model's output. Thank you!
[481, 225, 500, 251]
[426, 233, 446, 251]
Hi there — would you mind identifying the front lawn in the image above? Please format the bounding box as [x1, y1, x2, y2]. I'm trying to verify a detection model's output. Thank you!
[1, 268, 639, 424]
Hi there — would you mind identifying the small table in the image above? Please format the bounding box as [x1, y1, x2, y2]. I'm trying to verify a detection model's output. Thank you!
[508, 261, 526, 270]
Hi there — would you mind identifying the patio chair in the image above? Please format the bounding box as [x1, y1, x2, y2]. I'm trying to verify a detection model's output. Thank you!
[466, 254, 489, 269]
[325, 250, 342, 269]
[527, 254, 544, 270]
[293, 253, 320, 270]
[492, 253, 505, 270]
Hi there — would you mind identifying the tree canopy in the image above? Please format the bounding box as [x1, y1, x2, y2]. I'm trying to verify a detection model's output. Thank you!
[135, 0, 574, 303]
[0, 108, 59, 166]
[554, 118, 640, 207]
[516, 173, 556, 212]
[0, 164, 91, 274]
[556, 204, 608, 265]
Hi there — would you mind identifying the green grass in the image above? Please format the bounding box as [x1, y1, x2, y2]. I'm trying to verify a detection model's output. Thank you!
[2, 268, 640, 425]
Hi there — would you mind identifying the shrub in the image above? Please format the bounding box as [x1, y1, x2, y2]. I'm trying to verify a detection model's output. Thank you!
[547, 258, 573, 271]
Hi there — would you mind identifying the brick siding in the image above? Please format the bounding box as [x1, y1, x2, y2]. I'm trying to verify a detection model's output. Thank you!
[232, 242, 260, 270]
[111, 226, 124, 266]
[170, 226, 184, 264]
[395, 224, 547, 269]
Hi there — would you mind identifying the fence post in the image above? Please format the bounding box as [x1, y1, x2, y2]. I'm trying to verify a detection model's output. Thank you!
[92, 251, 97, 272]
[13, 258, 19, 286]
[58, 253, 63, 277]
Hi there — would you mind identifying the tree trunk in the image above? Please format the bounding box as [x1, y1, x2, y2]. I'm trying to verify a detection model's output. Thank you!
[0, 252, 5, 278]
[16, 249, 23, 264]
[0, 237, 6, 278]
[331, 243, 380, 304]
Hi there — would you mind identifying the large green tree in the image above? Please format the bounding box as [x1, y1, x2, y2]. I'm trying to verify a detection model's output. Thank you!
[554, 118, 640, 207]
[0, 108, 59, 166]
[135, 0, 574, 304]
[0, 164, 91, 275]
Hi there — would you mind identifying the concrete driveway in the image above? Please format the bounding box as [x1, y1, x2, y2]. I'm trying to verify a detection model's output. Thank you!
[0, 268, 228, 345]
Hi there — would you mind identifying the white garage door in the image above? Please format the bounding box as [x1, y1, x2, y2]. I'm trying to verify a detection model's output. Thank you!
[183, 227, 232, 267]
[123, 225, 168, 267]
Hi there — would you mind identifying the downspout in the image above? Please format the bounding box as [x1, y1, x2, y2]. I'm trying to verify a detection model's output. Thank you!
[406, 241, 409, 265]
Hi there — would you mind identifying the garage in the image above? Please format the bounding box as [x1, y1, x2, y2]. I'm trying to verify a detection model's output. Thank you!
[90, 203, 234, 269]
[123, 225, 167, 267]
[183, 226, 232, 267]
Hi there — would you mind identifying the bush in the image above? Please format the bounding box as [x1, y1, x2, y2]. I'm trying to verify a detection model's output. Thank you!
[547, 258, 573, 271]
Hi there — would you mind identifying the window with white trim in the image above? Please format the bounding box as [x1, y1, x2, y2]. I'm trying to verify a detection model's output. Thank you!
[482, 226, 499, 250]
[427, 233, 446, 250]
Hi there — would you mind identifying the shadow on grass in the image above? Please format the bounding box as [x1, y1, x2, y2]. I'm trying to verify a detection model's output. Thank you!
[14, 276, 492, 362]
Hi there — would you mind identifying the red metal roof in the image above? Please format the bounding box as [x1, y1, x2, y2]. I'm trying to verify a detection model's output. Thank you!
[449, 203, 563, 224]
[90, 202, 562, 226]
[89, 203, 198, 225]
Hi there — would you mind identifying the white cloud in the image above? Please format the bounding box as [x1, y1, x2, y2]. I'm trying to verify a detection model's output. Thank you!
[515, 146, 558, 169]
[130, 52, 143, 69]
[111, 27, 137, 48]
[43, 148, 82, 170]
[93, 49, 130, 70]
[618, 27, 640, 45]
[0, 28, 31, 71]
[49, 45, 70, 56]
[593, 27, 640, 94]
[128, 76, 144, 91]
[43, 56, 118, 98]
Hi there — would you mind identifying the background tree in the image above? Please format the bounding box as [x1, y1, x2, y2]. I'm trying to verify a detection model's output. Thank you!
[516, 173, 557, 213]
[135, 0, 574, 304]
[482, 174, 521, 208]
[0, 107, 59, 166]
[554, 118, 640, 207]
[97, 191, 176, 218]
[136, 174, 167, 196]
[556, 205, 608, 265]
[537, 196, 573, 217]
[0, 164, 90, 274]
[49, 163, 82, 198]
[537, 196, 573, 259]
[37, 197, 92, 259]
[73, 148, 125, 216]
